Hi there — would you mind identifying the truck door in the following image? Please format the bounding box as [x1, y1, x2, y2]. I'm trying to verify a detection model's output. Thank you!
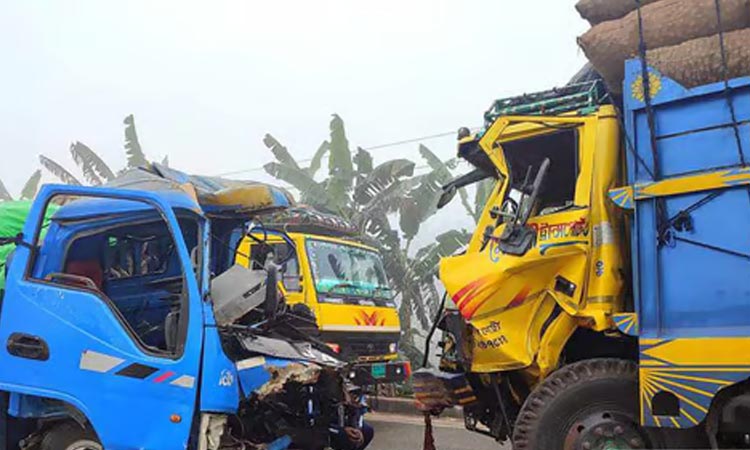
[440, 113, 622, 374]
[0, 185, 204, 450]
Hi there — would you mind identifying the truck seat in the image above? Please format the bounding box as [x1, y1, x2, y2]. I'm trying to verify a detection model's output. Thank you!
[65, 260, 104, 290]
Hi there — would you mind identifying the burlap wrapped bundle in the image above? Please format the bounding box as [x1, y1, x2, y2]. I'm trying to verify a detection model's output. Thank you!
[647, 27, 750, 87]
[578, 0, 750, 91]
[576, 0, 662, 25]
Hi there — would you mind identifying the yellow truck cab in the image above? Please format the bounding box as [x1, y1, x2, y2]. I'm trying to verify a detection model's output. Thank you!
[235, 207, 409, 385]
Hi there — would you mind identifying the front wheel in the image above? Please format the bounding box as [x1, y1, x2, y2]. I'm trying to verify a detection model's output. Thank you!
[511, 359, 706, 450]
[40, 422, 102, 450]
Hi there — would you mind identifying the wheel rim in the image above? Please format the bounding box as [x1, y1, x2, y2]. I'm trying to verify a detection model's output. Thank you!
[563, 411, 650, 450]
[66, 440, 102, 450]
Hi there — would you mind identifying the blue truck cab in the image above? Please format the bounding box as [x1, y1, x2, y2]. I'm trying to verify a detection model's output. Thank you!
[0, 170, 367, 450]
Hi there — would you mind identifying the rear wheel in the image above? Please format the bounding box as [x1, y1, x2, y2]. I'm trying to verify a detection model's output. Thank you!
[40, 421, 102, 450]
[511, 359, 706, 450]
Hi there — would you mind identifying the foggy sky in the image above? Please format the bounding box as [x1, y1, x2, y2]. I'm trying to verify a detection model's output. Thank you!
[0, 1, 588, 241]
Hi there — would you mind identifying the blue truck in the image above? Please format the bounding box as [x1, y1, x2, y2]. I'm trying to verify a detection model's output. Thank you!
[0, 167, 367, 450]
[415, 60, 750, 449]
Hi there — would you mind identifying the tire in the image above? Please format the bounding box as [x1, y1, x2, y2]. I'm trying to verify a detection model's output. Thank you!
[40, 422, 102, 450]
[511, 359, 706, 450]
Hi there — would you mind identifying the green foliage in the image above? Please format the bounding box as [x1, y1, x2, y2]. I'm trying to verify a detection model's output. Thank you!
[263, 162, 327, 206]
[70, 141, 116, 185]
[30, 115, 162, 198]
[261, 114, 473, 364]
[39, 155, 82, 186]
[124, 114, 148, 169]
[326, 114, 354, 206]
[20, 170, 42, 200]
[263, 134, 300, 171]
[307, 141, 330, 177]
[474, 178, 495, 222]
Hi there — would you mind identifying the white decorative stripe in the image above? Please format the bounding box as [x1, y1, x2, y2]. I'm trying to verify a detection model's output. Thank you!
[80, 350, 124, 373]
[320, 325, 401, 333]
[236, 356, 266, 370]
[170, 375, 195, 388]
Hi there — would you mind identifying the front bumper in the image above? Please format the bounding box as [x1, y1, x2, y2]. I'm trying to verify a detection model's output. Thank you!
[348, 360, 411, 385]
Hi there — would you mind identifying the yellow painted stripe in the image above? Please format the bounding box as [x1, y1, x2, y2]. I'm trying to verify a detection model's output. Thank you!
[649, 374, 714, 398]
[649, 371, 734, 386]
[646, 377, 709, 414]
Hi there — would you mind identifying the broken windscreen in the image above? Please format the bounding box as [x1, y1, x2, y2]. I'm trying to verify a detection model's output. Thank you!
[305, 239, 392, 305]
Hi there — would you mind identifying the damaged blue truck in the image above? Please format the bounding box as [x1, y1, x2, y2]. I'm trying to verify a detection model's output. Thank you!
[0, 167, 368, 450]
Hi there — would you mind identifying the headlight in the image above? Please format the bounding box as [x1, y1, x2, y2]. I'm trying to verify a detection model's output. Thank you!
[389, 342, 398, 354]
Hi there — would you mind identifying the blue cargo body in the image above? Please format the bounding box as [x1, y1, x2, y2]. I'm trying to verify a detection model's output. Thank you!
[623, 59, 750, 339]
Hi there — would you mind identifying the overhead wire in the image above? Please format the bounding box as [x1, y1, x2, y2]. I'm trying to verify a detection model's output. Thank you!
[214, 128, 473, 178]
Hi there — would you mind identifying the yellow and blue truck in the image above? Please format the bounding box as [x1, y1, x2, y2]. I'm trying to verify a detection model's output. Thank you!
[236, 207, 410, 386]
[415, 60, 750, 449]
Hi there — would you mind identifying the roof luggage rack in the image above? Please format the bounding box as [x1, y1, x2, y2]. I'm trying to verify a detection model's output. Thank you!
[484, 80, 607, 126]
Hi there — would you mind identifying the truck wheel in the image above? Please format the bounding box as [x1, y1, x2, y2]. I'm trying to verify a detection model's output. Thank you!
[40, 422, 102, 450]
[512, 359, 696, 450]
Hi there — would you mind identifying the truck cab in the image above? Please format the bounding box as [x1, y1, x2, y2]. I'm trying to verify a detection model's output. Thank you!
[0, 169, 367, 450]
[236, 207, 410, 386]
[416, 66, 750, 449]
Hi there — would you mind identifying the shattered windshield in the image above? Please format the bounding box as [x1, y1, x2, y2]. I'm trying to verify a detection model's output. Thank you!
[305, 239, 391, 301]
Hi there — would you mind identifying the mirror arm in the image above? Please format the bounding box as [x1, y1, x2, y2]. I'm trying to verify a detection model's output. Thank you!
[441, 168, 494, 192]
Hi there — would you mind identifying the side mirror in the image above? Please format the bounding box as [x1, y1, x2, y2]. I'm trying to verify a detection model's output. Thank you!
[264, 258, 284, 320]
[437, 186, 457, 210]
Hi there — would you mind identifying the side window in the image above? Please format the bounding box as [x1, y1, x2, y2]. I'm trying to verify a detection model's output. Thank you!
[249, 242, 301, 292]
[29, 195, 192, 356]
[502, 128, 580, 217]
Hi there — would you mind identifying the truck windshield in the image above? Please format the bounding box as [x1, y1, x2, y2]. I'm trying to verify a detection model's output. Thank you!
[305, 239, 391, 301]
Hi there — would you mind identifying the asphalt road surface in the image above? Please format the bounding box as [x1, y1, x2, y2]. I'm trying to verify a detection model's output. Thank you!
[368, 412, 507, 450]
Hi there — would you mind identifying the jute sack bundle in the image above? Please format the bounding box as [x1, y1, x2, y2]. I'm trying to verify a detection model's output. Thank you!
[579, 0, 750, 92]
[576, 0, 662, 25]
[647, 27, 750, 88]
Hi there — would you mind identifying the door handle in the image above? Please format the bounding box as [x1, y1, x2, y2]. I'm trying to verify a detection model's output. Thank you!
[7, 333, 49, 361]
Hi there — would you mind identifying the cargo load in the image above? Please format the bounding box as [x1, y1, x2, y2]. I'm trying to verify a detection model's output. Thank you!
[576, 0, 661, 25]
[577, 0, 750, 92]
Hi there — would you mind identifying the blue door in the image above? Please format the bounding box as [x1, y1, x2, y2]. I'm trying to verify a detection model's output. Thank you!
[0, 185, 205, 449]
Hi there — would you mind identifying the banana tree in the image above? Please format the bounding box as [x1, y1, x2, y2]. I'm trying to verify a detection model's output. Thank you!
[262, 114, 473, 363]
[39, 114, 148, 187]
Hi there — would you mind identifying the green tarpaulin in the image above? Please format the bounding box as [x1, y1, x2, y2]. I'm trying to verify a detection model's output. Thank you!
[0, 201, 58, 290]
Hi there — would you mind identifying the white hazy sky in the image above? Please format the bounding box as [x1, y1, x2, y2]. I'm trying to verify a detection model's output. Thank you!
[1, 0, 589, 239]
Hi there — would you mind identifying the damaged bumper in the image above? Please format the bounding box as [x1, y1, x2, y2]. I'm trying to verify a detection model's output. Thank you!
[412, 368, 477, 414]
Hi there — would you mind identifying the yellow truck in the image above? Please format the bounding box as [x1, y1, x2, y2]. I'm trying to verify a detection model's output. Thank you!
[415, 66, 750, 449]
[236, 207, 410, 385]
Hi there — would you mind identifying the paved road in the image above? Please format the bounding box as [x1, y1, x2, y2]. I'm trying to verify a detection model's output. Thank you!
[368, 412, 506, 450]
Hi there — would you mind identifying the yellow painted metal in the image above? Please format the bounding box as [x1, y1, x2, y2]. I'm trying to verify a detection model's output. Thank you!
[439, 105, 626, 377]
[609, 166, 750, 210]
[236, 232, 400, 362]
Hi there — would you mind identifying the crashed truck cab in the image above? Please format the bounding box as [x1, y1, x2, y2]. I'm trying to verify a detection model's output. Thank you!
[0, 174, 366, 450]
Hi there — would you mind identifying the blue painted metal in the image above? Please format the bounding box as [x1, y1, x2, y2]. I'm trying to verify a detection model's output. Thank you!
[266, 435, 292, 450]
[0, 185, 205, 449]
[236, 357, 297, 396]
[623, 60, 750, 339]
[199, 325, 240, 414]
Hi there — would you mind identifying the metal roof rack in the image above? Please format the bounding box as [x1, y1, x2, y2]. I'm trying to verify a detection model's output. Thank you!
[483, 80, 607, 126]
